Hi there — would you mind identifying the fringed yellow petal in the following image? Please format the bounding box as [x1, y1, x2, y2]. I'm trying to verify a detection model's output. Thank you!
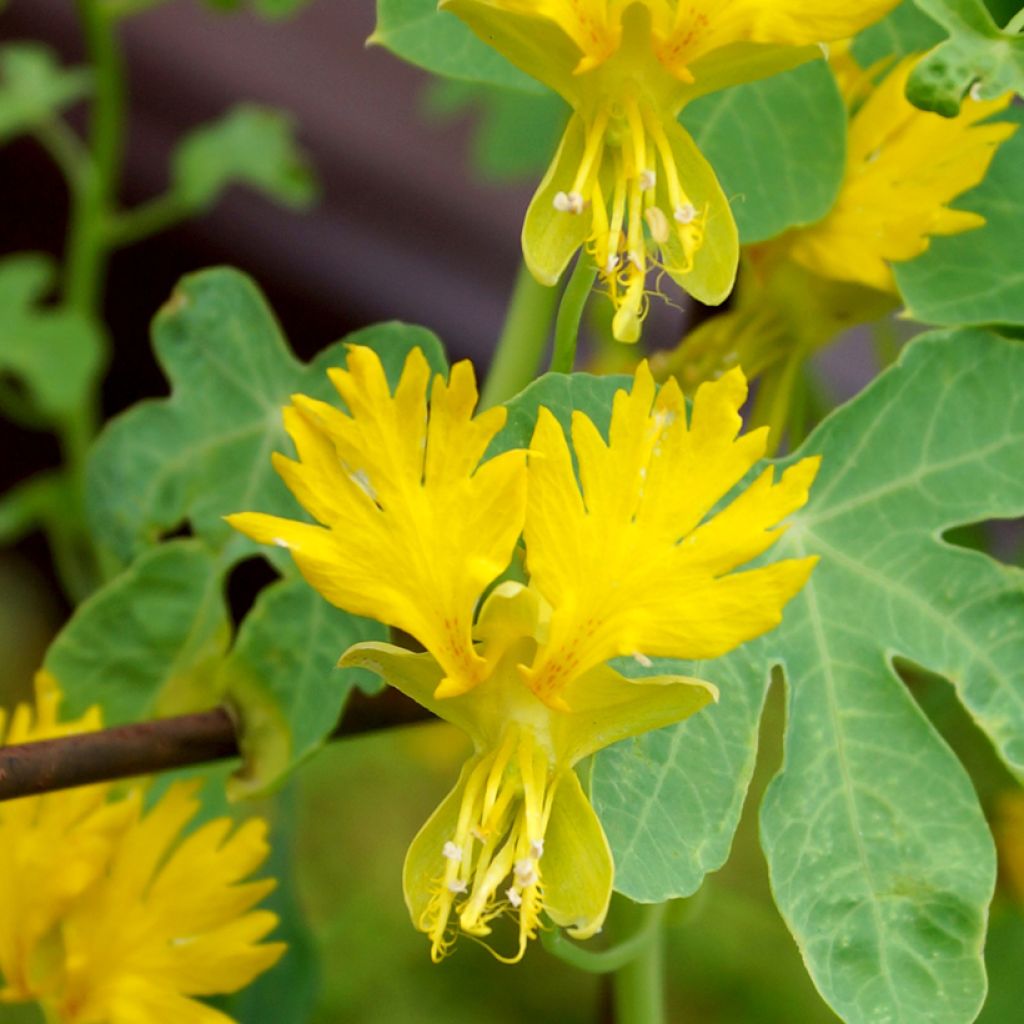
[55, 781, 284, 1022]
[787, 57, 1016, 292]
[542, 770, 613, 940]
[655, 0, 900, 75]
[522, 362, 819, 707]
[0, 674, 130, 1004]
[230, 346, 527, 699]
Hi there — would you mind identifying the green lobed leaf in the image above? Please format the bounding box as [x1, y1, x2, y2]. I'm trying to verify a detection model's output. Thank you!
[0, 254, 106, 422]
[218, 577, 385, 797]
[86, 267, 447, 569]
[487, 371, 629, 457]
[581, 329, 1022, 1022]
[592, 649, 771, 901]
[894, 105, 1024, 326]
[906, 0, 1024, 116]
[0, 43, 90, 143]
[44, 540, 231, 724]
[682, 59, 847, 245]
[853, 0, 948, 63]
[171, 105, 319, 212]
[371, 0, 544, 94]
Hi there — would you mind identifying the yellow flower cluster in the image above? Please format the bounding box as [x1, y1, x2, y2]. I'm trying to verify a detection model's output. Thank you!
[230, 345, 819, 960]
[0, 673, 285, 1024]
[444, 0, 901, 340]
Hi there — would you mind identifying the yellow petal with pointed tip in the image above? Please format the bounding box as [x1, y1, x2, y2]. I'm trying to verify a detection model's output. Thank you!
[522, 361, 819, 707]
[557, 661, 717, 764]
[786, 57, 1016, 293]
[229, 346, 527, 699]
[542, 770, 613, 940]
[658, 0, 900, 73]
[339, 642, 486, 744]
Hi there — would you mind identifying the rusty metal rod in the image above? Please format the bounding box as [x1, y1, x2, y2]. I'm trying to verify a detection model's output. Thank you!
[0, 689, 432, 802]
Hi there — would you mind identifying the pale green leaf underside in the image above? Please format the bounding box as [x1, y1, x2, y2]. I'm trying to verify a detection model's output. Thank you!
[86, 267, 447, 568]
[589, 328, 1022, 1024]
[219, 577, 386, 796]
[44, 540, 230, 724]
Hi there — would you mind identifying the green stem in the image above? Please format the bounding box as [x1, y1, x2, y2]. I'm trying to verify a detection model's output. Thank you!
[612, 901, 667, 1024]
[105, 193, 191, 247]
[753, 347, 804, 457]
[550, 255, 597, 374]
[480, 262, 560, 408]
[33, 118, 90, 191]
[65, 0, 126, 316]
[541, 901, 665, 974]
[46, 0, 128, 599]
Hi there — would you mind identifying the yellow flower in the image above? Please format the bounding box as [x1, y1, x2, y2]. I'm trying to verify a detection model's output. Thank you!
[441, 0, 901, 341]
[784, 53, 1016, 293]
[658, 50, 1016, 394]
[0, 677, 285, 1023]
[230, 345, 819, 961]
[50, 783, 285, 1024]
[0, 672, 132, 1004]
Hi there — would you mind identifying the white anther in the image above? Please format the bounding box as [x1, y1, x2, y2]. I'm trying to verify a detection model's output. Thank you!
[530, 838, 545, 859]
[605, 253, 620, 275]
[446, 878, 468, 894]
[350, 468, 377, 501]
[674, 203, 697, 225]
[644, 206, 670, 245]
[469, 826, 487, 843]
[442, 841, 463, 863]
[639, 169, 657, 191]
[514, 858, 538, 888]
[506, 886, 523, 908]
[553, 190, 585, 214]
[273, 537, 289, 549]
[628, 250, 644, 271]
[633, 651, 653, 669]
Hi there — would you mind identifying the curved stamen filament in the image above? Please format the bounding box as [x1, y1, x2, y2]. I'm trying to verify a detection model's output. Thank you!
[422, 726, 558, 963]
